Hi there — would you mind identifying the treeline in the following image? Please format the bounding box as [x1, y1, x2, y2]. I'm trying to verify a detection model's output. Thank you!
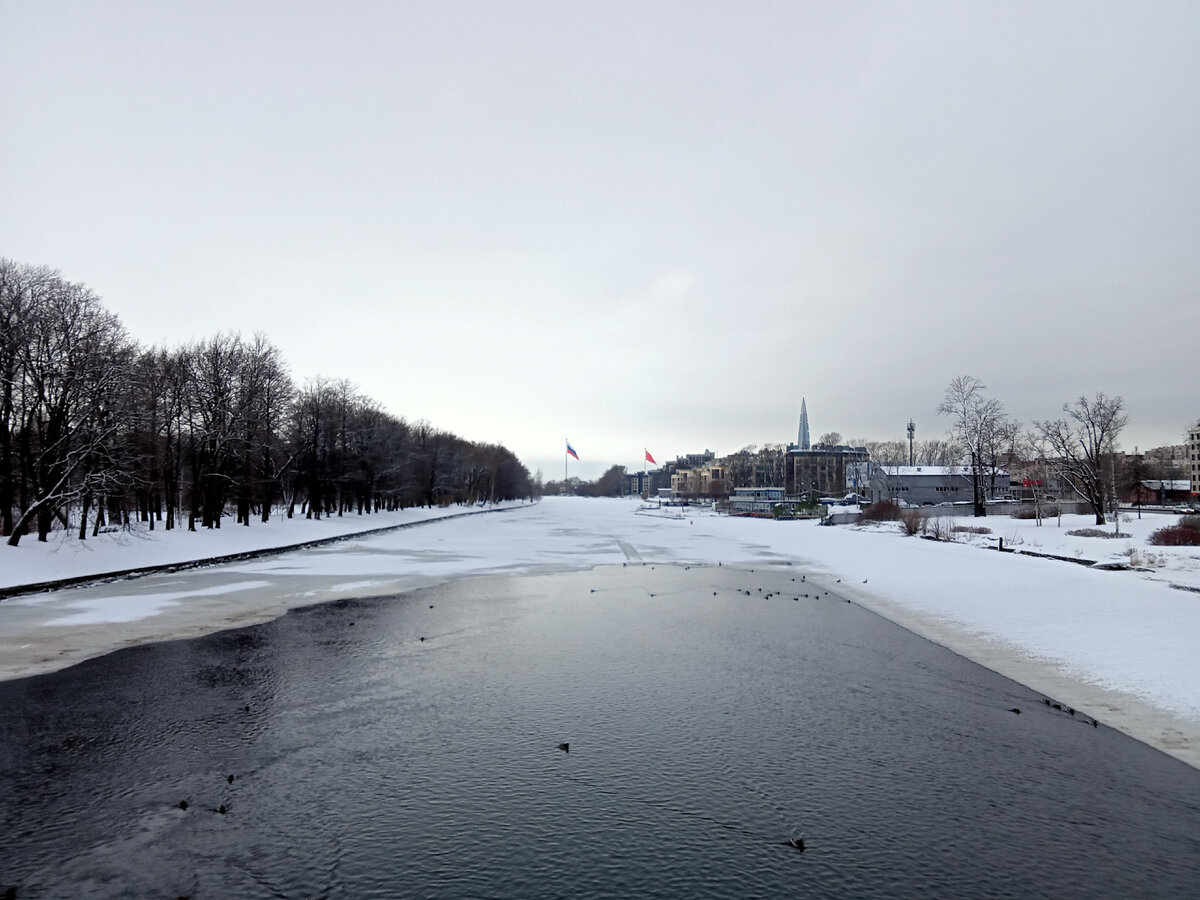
[1, 258, 534, 546]
[544, 465, 628, 497]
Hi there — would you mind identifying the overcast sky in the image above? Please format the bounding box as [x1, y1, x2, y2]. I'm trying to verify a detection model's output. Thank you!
[4, 1, 1198, 480]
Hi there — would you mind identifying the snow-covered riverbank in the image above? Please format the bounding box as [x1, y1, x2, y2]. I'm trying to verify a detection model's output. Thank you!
[0, 501, 532, 593]
[3, 496, 1199, 769]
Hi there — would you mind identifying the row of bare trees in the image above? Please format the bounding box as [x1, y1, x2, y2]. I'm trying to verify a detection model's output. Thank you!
[721, 444, 790, 489]
[846, 437, 962, 468]
[936, 375, 1128, 523]
[1, 258, 532, 546]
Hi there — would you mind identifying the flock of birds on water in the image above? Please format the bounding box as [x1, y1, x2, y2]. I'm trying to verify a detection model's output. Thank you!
[474, 561, 1100, 864]
[565, 562, 1102, 862]
[1007, 698, 1101, 729]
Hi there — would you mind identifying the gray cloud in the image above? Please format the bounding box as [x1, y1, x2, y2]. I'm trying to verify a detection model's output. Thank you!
[3, 1, 1197, 479]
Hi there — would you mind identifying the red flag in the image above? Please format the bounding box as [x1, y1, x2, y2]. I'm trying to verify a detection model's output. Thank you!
[645, 449, 656, 464]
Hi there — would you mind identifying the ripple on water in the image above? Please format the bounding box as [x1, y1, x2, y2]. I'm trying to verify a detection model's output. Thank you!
[1, 566, 1200, 898]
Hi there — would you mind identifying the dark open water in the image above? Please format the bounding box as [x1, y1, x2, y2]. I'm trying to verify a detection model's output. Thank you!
[2, 564, 1199, 899]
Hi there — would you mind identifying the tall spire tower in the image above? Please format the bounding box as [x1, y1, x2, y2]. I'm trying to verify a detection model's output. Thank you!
[798, 397, 811, 450]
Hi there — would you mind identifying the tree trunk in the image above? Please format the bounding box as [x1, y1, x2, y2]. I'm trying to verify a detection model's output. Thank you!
[78, 493, 91, 540]
[7, 497, 50, 546]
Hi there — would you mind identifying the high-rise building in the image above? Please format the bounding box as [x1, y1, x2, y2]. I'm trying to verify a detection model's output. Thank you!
[797, 397, 810, 450]
[1189, 421, 1200, 498]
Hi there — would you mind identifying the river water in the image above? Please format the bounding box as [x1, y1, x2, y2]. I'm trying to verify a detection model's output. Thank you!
[2, 564, 1199, 898]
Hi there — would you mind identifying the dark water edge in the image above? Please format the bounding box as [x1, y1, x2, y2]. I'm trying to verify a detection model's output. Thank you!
[2, 563, 1199, 899]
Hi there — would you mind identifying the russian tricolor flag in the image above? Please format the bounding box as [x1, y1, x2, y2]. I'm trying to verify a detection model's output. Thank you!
[566, 441, 580, 461]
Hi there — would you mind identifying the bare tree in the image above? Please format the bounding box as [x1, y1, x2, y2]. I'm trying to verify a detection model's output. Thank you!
[291, 376, 335, 518]
[7, 276, 134, 545]
[936, 375, 1012, 517]
[3, 257, 534, 543]
[234, 333, 293, 523]
[757, 444, 788, 487]
[854, 439, 907, 467]
[1032, 393, 1128, 525]
[0, 260, 53, 536]
[185, 333, 245, 529]
[916, 438, 958, 467]
[158, 346, 191, 530]
[981, 417, 1022, 501]
[721, 445, 755, 488]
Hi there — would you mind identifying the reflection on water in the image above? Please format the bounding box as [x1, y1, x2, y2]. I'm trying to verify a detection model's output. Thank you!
[2, 564, 1200, 899]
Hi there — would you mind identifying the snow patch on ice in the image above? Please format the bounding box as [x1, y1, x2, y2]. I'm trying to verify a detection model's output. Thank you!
[42, 580, 272, 625]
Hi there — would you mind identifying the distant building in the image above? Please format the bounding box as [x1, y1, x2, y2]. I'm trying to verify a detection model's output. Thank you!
[714, 446, 788, 489]
[781, 399, 869, 497]
[871, 465, 1011, 506]
[671, 463, 726, 499]
[626, 470, 651, 497]
[671, 469, 693, 497]
[678, 449, 717, 469]
[627, 451, 718, 497]
[786, 444, 871, 497]
[728, 487, 785, 516]
[727, 487, 825, 517]
[1189, 422, 1200, 498]
[1144, 444, 1188, 478]
[1126, 480, 1192, 505]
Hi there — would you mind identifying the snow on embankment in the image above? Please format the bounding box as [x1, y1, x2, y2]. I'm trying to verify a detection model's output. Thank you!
[0, 502, 531, 596]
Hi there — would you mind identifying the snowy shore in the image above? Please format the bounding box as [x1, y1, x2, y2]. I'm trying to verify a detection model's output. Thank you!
[0, 502, 531, 593]
[2, 496, 1199, 770]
